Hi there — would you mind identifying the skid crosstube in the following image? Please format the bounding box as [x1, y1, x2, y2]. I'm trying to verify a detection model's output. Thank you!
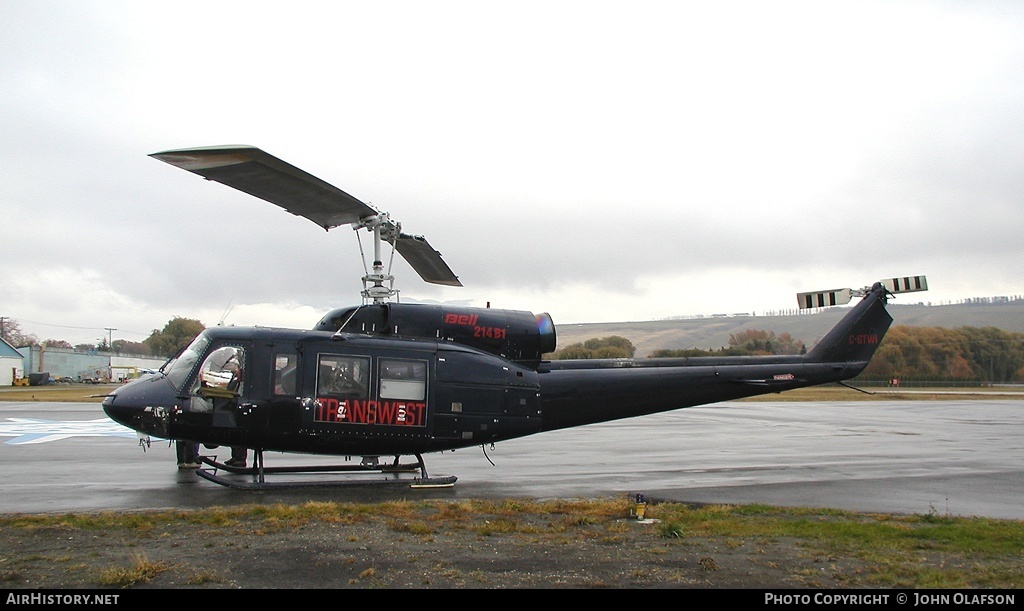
[194, 452, 456, 490]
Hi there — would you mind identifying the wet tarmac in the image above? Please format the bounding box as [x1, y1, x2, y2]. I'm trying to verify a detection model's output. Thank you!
[1, 400, 1021, 520]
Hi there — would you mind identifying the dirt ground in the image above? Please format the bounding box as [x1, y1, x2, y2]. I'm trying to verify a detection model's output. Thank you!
[0, 501, 868, 590]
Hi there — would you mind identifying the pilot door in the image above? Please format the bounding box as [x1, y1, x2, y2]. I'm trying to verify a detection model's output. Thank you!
[305, 352, 431, 435]
[182, 342, 253, 447]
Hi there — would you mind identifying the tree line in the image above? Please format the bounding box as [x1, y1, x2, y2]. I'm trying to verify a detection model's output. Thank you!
[859, 326, 1024, 383]
[548, 326, 1024, 383]
[7, 315, 1024, 383]
[1, 317, 206, 358]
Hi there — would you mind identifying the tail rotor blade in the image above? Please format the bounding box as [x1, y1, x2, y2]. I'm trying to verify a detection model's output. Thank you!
[797, 288, 852, 310]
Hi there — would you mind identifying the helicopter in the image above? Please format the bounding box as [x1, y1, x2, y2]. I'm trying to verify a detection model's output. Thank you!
[102, 145, 928, 489]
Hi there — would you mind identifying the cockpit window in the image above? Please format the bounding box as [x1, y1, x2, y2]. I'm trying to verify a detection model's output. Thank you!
[194, 345, 246, 397]
[164, 333, 211, 392]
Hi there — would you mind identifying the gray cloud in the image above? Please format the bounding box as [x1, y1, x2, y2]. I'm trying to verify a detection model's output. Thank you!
[3, 1, 1023, 345]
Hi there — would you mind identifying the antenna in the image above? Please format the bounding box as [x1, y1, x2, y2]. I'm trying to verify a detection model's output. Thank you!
[218, 301, 235, 326]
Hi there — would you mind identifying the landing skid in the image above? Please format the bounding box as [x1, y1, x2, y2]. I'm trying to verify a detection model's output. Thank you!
[194, 451, 457, 490]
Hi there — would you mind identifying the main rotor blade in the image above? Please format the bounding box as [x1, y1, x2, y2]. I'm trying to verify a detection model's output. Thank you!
[150, 145, 376, 230]
[151, 144, 462, 287]
[394, 233, 462, 287]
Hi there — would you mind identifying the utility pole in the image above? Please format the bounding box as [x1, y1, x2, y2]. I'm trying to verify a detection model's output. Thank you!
[105, 328, 116, 351]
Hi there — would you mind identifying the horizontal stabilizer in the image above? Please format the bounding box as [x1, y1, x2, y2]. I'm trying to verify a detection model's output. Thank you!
[882, 275, 928, 294]
[797, 288, 852, 309]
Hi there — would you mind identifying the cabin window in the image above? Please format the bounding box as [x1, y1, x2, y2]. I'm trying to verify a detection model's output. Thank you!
[273, 353, 297, 396]
[317, 355, 370, 398]
[379, 359, 426, 401]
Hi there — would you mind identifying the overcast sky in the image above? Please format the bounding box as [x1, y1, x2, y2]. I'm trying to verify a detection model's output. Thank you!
[3, 1, 1023, 346]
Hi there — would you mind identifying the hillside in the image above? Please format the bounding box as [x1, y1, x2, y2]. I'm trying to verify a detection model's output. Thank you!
[552, 301, 1024, 358]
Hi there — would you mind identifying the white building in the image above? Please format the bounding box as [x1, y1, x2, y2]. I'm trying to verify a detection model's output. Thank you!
[1, 337, 25, 385]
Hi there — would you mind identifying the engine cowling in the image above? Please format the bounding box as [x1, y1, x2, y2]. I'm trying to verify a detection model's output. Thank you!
[313, 303, 556, 365]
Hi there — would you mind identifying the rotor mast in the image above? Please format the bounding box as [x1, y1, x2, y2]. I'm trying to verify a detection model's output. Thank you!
[356, 213, 399, 304]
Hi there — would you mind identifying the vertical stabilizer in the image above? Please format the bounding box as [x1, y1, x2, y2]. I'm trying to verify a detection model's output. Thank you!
[804, 282, 893, 365]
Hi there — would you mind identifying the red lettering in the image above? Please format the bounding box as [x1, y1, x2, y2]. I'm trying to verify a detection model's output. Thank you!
[848, 334, 879, 345]
[473, 326, 507, 340]
[378, 401, 398, 424]
[408, 402, 425, 426]
[315, 398, 350, 423]
[317, 397, 338, 421]
[445, 313, 480, 327]
[314, 399, 428, 427]
[383, 401, 427, 426]
[349, 399, 367, 423]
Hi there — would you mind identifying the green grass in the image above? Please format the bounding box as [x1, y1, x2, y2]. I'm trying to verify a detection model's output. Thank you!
[0, 383, 120, 403]
[651, 502, 1024, 587]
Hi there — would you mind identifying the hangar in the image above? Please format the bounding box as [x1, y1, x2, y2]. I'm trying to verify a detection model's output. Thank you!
[13, 344, 166, 385]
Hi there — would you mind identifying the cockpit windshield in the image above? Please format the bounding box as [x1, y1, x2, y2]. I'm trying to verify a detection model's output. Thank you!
[164, 332, 211, 392]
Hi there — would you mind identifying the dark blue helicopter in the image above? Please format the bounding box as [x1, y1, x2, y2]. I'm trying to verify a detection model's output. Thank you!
[102, 145, 927, 489]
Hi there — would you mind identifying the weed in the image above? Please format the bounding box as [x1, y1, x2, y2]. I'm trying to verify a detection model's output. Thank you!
[183, 569, 224, 585]
[699, 557, 719, 571]
[658, 521, 686, 538]
[95, 554, 171, 588]
[476, 517, 522, 536]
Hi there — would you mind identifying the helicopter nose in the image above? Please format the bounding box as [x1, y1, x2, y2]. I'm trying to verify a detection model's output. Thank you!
[102, 401, 142, 431]
[102, 392, 164, 437]
[101, 375, 177, 437]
